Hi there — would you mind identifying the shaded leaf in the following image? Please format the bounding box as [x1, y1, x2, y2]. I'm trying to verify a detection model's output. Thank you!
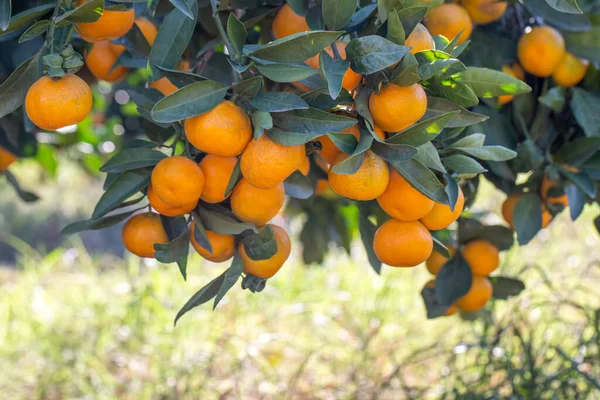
[490, 276, 525, 300]
[197, 203, 257, 235]
[249, 30, 342, 63]
[435, 254, 472, 306]
[100, 148, 166, 173]
[175, 273, 225, 325]
[213, 255, 243, 309]
[346, 35, 409, 74]
[284, 170, 314, 199]
[514, 193, 543, 245]
[92, 169, 152, 219]
[247, 91, 309, 112]
[151, 80, 228, 123]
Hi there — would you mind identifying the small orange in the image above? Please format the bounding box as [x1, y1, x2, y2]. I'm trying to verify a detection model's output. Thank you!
[299, 154, 310, 176]
[151, 156, 204, 207]
[122, 212, 168, 258]
[185, 100, 252, 157]
[272, 4, 310, 40]
[328, 151, 389, 201]
[552, 52, 589, 87]
[462, 0, 507, 25]
[425, 245, 456, 275]
[377, 168, 434, 221]
[190, 224, 235, 263]
[369, 83, 427, 132]
[148, 185, 197, 217]
[240, 134, 305, 189]
[517, 26, 565, 77]
[405, 23, 435, 54]
[25, 75, 92, 131]
[85, 41, 129, 82]
[373, 219, 433, 267]
[541, 175, 568, 207]
[304, 41, 363, 92]
[462, 240, 499, 276]
[239, 224, 291, 278]
[0, 147, 17, 171]
[420, 186, 465, 231]
[199, 154, 238, 203]
[456, 275, 493, 312]
[230, 178, 285, 225]
[424, 4, 473, 44]
[76, 0, 135, 42]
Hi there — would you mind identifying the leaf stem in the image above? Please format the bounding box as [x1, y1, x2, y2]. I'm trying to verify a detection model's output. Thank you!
[209, 0, 235, 61]
[47, 0, 64, 54]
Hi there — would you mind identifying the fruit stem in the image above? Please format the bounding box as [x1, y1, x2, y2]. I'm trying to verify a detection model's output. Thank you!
[330, 41, 341, 60]
[47, 0, 64, 55]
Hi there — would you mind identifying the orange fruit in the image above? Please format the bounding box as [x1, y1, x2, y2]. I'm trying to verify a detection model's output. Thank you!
[424, 280, 459, 316]
[462, 240, 499, 276]
[0, 147, 17, 171]
[304, 41, 363, 92]
[369, 83, 427, 132]
[462, 0, 507, 25]
[541, 176, 568, 207]
[424, 4, 473, 44]
[498, 63, 525, 105]
[240, 134, 305, 189]
[425, 245, 456, 275]
[85, 41, 129, 82]
[25, 75, 92, 131]
[315, 179, 332, 196]
[198, 155, 238, 203]
[76, 0, 135, 42]
[230, 178, 285, 225]
[147, 185, 197, 217]
[185, 100, 252, 157]
[239, 224, 291, 278]
[190, 224, 235, 263]
[456, 275, 493, 312]
[149, 78, 179, 96]
[122, 212, 168, 258]
[151, 156, 204, 207]
[272, 4, 310, 39]
[134, 17, 158, 45]
[502, 193, 552, 229]
[377, 168, 435, 221]
[552, 52, 589, 87]
[373, 219, 433, 267]
[517, 26, 565, 77]
[328, 150, 389, 201]
[299, 154, 310, 176]
[405, 23, 435, 54]
[420, 186, 465, 231]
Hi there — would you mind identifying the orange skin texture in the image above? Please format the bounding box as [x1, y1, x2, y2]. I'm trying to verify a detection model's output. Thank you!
[426, 246, 456, 275]
[239, 224, 291, 278]
[405, 23, 435, 54]
[230, 179, 285, 225]
[377, 168, 435, 221]
[122, 212, 168, 258]
[272, 4, 310, 40]
[462, 0, 507, 25]
[498, 63, 525, 105]
[373, 219, 433, 267]
[328, 151, 389, 201]
[147, 185, 196, 217]
[517, 26, 565, 77]
[552, 52, 589, 88]
[420, 186, 465, 231]
[462, 240, 499, 276]
[456, 275, 492, 312]
[240, 134, 305, 189]
[190, 224, 235, 263]
[299, 154, 310, 176]
[85, 41, 129, 82]
[0, 147, 17, 171]
[502, 194, 552, 229]
[198, 154, 238, 203]
[369, 83, 427, 133]
[304, 41, 363, 92]
[151, 156, 204, 207]
[424, 280, 458, 315]
[424, 4, 473, 44]
[25, 76, 92, 131]
[541, 176, 568, 207]
[185, 100, 252, 157]
[76, 0, 135, 42]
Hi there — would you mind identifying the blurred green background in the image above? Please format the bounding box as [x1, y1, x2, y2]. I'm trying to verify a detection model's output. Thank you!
[1, 159, 599, 399]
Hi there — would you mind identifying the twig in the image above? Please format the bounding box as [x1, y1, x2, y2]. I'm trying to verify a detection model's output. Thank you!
[209, 0, 236, 61]
[47, 0, 64, 54]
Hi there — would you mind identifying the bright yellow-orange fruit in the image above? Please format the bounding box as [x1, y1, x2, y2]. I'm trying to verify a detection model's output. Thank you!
[230, 178, 285, 225]
[272, 4, 310, 39]
[552, 52, 589, 87]
[299, 154, 310, 176]
[498, 63, 525, 105]
[373, 219, 433, 267]
[541, 176, 569, 207]
[25, 76, 92, 131]
[369, 83, 427, 132]
[199, 154, 238, 203]
[377, 168, 434, 221]
[147, 185, 197, 217]
[240, 134, 305, 189]
[185, 100, 252, 157]
[304, 41, 363, 92]
[424, 280, 459, 316]
[122, 212, 168, 258]
[420, 186, 465, 231]
[149, 78, 179, 96]
[190, 224, 235, 263]
[85, 41, 129, 82]
[426, 245, 456, 275]
[424, 4, 473, 44]
[456, 275, 493, 312]
[462, 240, 499, 276]
[76, 0, 135, 42]
[501, 193, 552, 229]
[239, 224, 291, 278]
[151, 156, 204, 207]
[328, 151, 389, 201]
[462, 0, 507, 25]
[0, 147, 17, 171]
[405, 23, 435, 54]
[517, 26, 565, 77]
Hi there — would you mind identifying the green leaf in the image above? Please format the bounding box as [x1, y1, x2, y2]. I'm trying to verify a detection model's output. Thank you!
[0, 0, 10, 31]
[456, 67, 532, 98]
[174, 273, 225, 325]
[346, 3, 377, 32]
[61, 210, 137, 236]
[555, 137, 600, 164]
[524, 0, 590, 32]
[389, 52, 420, 86]
[429, 79, 479, 107]
[386, 111, 460, 146]
[271, 107, 357, 135]
[267, 129, 322, 146]
[449, 133, 485, 148]
[99, 148, 167, 173]
[247, 91, 309, 112]
[197, 203, 257, 235]
[18, 20, 51, 43]
[570, 88, 600, 137]
[191, 212, 213, 254]
[331, 129, 373, 174]
[514, 193, 543, 245]
[0, 54, 41, 120]
[544, 0, 582, 14]
[320, 51, 348, 100]
[565, 184, 585, 221]
[227, 13, 246, 59]
[326, 131, 358, 154]
[415, 50, 464, 81]
[322, 0, 357, 30]
[234, 76, 262, 98]
[249, 30, 342, 63]
[414, 142, 446, 173]
[396, 6, 428, 36]
[432, 236, 451, 258]
[358, 209, 382, 274]
[386, 9, 405, 45]
[371, 141, 418, 164]
[346, 35, 409, 74]
[56, 0, 103, 24]
[154, 65, 205, 88]
[151, 80, 228, 123]
[423, 97, 488, 128]
[0, 3, 54, 36]
[538, 86, 566, 113]
[421, 282, 452, 319]
[213, 256, 243, 309]
[435, 254, 472, 306]
[92, 169, 152, 219]
[559, 168, 596, 198]
[251, 110, 272, 139]
[490, 276, 525, 300]
[452, 146, 517, 161]
[389, 158, 448, 204]
[5, 170, 39, 202]
[154, 228, 189, 279]
[564, 26, 600, 62]
[284, 170, 314, 199]
[443, 154, 487, 175]
[170, 0, 195, 20]
[243, 226, 278, 261]
[255, 62, 318, 83]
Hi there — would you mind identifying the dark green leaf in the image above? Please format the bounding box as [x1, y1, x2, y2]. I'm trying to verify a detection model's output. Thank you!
[151, 80, 228, 123]
[191, 212, 213, 254]
[435, 254, 472, 306]
[249, 30, 342, 63]
[490, 276, 525, 300]
[386, 111, 460, 146]
[570, 88, 600, 137]
[544, 0, 582, 14]
[247, 91, 309, 112]
[61, 209, 137, 236]
[421, 283, 452, 319]
[444, 154, 486, 174]
[346, 35, 409, 74]
[284, 170, 315, 199]
[452, 146, 517, 161]
[456, 67, 532, 98]
[174, 273, 225, 325]
[5, 170, 39, 202]
[0, 0, 10, 31]
[538, 86, 566, 112]
[559, 168, 596, 198]
[251, 110, 272, 139]
[514, 193, 543, 245]
[358, 209, 382, 274]
[18, 20, 50, 43]
[564, 26, 600, 62]
[331, 129, 373, 174]
[197, 203, 257, 235]
[271, 107, 357, 135]
[320, 51, 348, 100]
[386, 9, 405, 45]
[0, 3, 53, 36]
[56, 0, 103, 23]
[428, 79, 479, 107]
[322, 0, 357, 30]
[224, 158, 242, 198]
[555, 137, 600, 164]
[100, 148, 167, 173]
[414, 142, 445, 173]
[432, 236, 451, 258]
[389, 158, 448, 203]
[565, 184, 585, 221]
[170, 0, 195, 19]
[92, 169, 152, 219]
[154, 65, 205, 88]
[416, 50, 463, 81]
[371, 141, 418, 163]
[389, 52, 419, 86]
[154, 231, 189, 278]
[326, 131, 358, 154]
[227, 13, 246, 58]
[267, 129, 321, 146]
[0, 54, 41, 120]
[396, 6, 427, 36]
[234, 76, 263, 98]
[524, 0, 590, 32]
[423, 97, 488, 128]
[213, 255, 243, 309]
[243, 226, 277, 261]
[255, 62, 318, 83]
